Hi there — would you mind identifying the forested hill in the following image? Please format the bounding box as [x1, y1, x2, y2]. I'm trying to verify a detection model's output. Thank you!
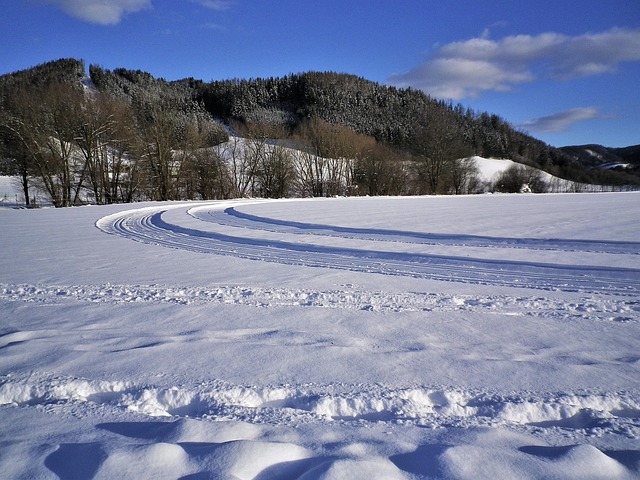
[89, 65, 637, 186]
[0, 58, 84, 93]
[5, 59, 558, 177]
[1, 58, 638, 195]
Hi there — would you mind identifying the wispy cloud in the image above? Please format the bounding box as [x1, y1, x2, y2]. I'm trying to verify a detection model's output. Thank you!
[202, 22, 228, 32]
[193, 0, 234, 10]
[43, 0, 151, 25]
[518, 107, 602, 133]
[389, 28, 640, 100]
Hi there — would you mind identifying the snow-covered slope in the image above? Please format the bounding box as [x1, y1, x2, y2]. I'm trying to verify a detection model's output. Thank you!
[1, 193, 639, 479]
[0, 176, 18, 204]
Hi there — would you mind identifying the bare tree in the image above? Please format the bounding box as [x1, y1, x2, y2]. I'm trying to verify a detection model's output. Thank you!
[259, 143, 295, 198]
[184, 145, 230, 200]
[106, 99, 140, 203]
[180, 117, 232, 200]
[293, 117, 366, 196]
[3, 84, 85, 207]
[74, 94, 137, 204]
[235, 122, 296, 198]
[493, 164, 548, 193]
[135, 106, 184, 201]
[449, 157, 480, 195]
[353, 141, 408, 196]
[412, 110, 472, 194]
[218, 135, 255, 198]
[0, 105, 37, 206]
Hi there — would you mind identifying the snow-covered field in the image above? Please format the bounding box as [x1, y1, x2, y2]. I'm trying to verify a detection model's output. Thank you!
[1, 192, 639, 479]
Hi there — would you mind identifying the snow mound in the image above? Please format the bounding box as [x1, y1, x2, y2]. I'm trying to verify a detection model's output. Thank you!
[473, 156, 519, 183]
[95, 442, 192, 479]
[299, 457, 407, 480]
[441, 429, 634, 480]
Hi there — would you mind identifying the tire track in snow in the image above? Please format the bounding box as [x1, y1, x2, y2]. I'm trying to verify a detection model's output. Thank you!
[96, 203, 640, 295]
[197, 206, 640, 255]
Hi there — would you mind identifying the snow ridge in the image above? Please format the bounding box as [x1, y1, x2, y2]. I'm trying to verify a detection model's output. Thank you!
[1, 282, 638, 322]
[2, 373, 638, 437]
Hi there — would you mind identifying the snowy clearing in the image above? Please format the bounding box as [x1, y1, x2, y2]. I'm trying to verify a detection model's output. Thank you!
[1, 193, 639, 479]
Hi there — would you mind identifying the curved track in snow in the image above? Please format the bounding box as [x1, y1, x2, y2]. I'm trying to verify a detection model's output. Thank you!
[197, 206, 640, 255]
[96, 201, 640, 295]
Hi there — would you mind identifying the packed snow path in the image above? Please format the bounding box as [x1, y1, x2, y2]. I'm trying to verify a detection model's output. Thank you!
[97, 200, 640, 295]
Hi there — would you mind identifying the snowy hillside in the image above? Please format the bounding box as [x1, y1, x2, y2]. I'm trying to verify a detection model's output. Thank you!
[1, 193, 639, 479]
[0, 176, 19, 205]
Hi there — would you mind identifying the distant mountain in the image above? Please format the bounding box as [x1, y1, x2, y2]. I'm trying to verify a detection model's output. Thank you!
[559, 144, 640, 182]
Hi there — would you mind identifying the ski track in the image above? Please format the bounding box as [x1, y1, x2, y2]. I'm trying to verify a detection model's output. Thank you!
[95, 202, 640, 296]
[200, 206, 640, 256]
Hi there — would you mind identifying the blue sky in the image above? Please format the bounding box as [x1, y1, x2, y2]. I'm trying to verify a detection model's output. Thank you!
[2, 0, 639, 147]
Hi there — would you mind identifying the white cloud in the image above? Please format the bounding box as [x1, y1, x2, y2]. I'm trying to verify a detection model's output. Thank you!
[394, 57, 533, 99]
[518, 107, 601, 133]
[202, 22, 228, 32]
[389, 28, 640, 100]
[193, 0, 233, 10]
[44, 0, 151, 25]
